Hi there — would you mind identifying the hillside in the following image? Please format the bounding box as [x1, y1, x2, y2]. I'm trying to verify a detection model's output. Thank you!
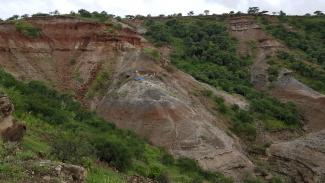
[0, 11, 324, 183]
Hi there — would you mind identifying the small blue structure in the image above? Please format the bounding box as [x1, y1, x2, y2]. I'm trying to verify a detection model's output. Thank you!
[134, 76, 145, 81]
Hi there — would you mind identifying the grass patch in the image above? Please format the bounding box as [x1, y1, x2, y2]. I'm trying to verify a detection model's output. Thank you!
[143, 47, 160, 61]
[15, 21, 41, 38]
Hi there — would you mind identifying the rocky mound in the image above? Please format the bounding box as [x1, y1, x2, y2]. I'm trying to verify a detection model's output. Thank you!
[267, 130, 325, 183]
[0, 92, 26, 142]
[96, 49, 253, 178]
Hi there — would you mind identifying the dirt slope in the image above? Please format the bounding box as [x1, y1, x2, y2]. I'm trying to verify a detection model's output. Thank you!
[0, 16, 253, 180]
[229, 16, 325, 132]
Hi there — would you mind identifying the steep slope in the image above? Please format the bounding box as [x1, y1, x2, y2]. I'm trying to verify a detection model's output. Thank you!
[0, 16, 253, 180]
[229, 15, 325, 182]
[229, 16, 325, 132]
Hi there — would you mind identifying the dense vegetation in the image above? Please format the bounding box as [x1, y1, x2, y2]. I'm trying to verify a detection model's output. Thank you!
[259, 16, 325, 93]
[145, 17, 301, 139]
[0, 68, 231, 183]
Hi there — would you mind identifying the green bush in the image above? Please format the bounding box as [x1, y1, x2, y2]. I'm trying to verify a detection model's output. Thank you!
[51, 133, 94, 164]
[15, 21, 41, 38]
[160, 153, 174, 165]
[94, 137, 132, 171]
[143, 47, 160, 61]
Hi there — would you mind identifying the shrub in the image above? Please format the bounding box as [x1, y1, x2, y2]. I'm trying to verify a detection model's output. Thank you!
[160, 153, 174, 165]
[51, 133, 94, 164]
[78, 9, 92, 18]
[94, 137, 132, 171]
[232, 123, 257, 140]
[176, 157, 201, 173]
[143, 48, 160, 61]
[15, 21, 41, 38]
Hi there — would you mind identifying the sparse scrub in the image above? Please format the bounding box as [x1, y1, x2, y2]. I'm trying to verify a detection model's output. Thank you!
[143, 47, 161, 61]
[15, 21, 41, 38]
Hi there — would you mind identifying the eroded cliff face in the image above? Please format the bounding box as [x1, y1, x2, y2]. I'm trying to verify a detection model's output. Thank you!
[229, 16, 325, 133]
[0, 17, 253, 179]
[229, 16, 325, 182]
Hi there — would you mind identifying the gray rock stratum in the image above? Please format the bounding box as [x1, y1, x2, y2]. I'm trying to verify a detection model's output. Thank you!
[268, 130, 325, 183]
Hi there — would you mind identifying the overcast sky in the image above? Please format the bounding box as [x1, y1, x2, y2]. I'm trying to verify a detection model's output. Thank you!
[0, 0, 324, 19]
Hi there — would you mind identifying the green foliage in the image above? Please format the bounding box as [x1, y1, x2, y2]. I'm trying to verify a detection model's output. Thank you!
[269, 51, 325, 93]
[264, 120, 288, 131]
[51, 133, 94, 164]
[78, 9, 92, 18]
[0, 68, 229, 182]
[6, 15, 19, 21]
[87, 167, 127, 183]
[263, 17, 325, 66]
[31, 13, 50, 17]
[15, 21, 41, 38]
[68, 9, 112, 22]
[267, 64, 280, 82]
[94, 137, 133, 171]
[247, 7, 260, 15]
[143, 47, 161, 61]
[145, 18, 301, 139]
[87, 71, 111, 97]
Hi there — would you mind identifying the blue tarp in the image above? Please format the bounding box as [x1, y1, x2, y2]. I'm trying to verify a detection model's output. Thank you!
[134, 76, 145, 81]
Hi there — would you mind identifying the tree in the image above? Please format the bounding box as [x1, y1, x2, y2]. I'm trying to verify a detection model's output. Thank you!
[188, 11, 194, 16]
[204, 10, 210, 16]
[229, 11, 235, 15]
[125, 15, 135, 19]
[7, 15, 19, 21]
[279, 10, 286, 16]
[32, 12, 50, 17]
[272, 12, 277, 15]
[0, 18, 3, 22]
[305, 13, 311, 16]
[314, 10, 324, 16]
[50, 10, 60, 15]
[247, 7, 260, 15]
[69, 11, 76, 16]
[259, 10, 269, 15]
[100, 11, 108, 16]
[21, 14, 29, 19]
[78, 9, 92, 18]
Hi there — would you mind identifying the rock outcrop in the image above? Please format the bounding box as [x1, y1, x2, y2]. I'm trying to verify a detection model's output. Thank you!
[37, 160, 87, 183]
[0, 92, 26, 142]
[96, 49, 254, 179]
[0, 16, 253, 180]
[267, 130, 325, 183]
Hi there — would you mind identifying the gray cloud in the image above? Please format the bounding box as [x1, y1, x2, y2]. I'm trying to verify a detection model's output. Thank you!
[0, 0, 324, 19]
[206, 0, 325, 14]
